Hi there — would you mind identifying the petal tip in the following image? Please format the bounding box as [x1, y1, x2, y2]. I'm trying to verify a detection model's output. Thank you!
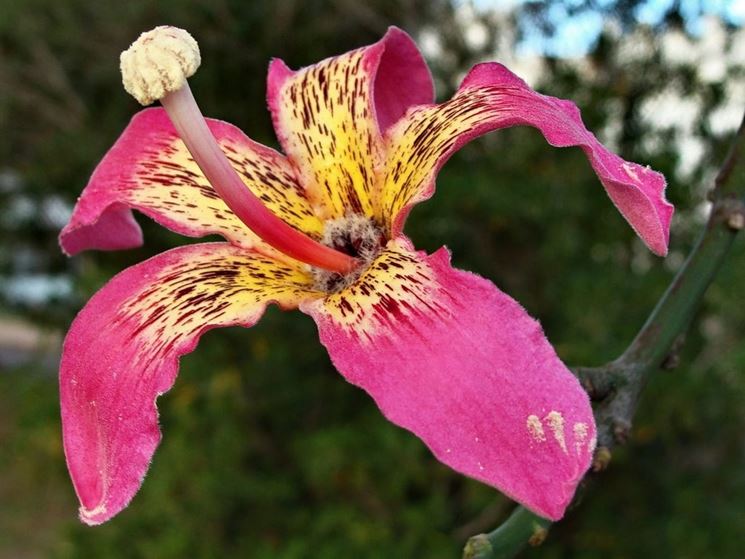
[653, 242, 669, 258]
[58, 229, 77, 257]
[537, 501, 568, 522]
[58, 208, 144, 255]
[373, 26, 435, 132]
[267, 58, 293, 104]
[460, 62, 529, 91]
[79, 502, 109, 526]
[380, 26, 417, 49]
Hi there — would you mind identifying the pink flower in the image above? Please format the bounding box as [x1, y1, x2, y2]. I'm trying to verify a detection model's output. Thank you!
[59, 27, 672, 526]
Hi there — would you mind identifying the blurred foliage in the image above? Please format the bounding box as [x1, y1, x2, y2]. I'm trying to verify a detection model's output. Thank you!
[1, 0, 744, 558]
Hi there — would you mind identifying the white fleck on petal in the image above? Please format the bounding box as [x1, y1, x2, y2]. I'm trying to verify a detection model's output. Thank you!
[526, 414, 546, 443]
[545, 411, 567, 453]
[589, 434, 598, 454]
[622, 162, 640, 182]
[573, 422, 589, 455]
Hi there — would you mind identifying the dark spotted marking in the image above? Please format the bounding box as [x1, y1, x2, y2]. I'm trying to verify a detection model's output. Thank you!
[114, 131, 322, 249]
[320, 243, 452, 344]
[277, 48, 382, 219]
[110, 245, 321, 371]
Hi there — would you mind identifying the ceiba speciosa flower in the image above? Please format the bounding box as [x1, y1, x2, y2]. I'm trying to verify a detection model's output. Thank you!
[59, 26, 672, 525]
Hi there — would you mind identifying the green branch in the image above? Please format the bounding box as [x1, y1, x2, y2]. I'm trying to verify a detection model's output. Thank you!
[463, 507, 550, 559]
[462, 113, 745, 559]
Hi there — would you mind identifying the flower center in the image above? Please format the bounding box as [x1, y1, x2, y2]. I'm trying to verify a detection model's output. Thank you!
[313, 215, 385, 292]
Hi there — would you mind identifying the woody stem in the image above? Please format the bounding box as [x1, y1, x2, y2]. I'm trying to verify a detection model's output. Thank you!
[161, 84, 359, 274]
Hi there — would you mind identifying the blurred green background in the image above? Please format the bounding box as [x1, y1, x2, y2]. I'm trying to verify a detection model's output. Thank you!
[1, 0, 744, 557]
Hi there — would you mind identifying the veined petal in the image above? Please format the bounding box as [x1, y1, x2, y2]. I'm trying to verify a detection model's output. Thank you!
[382, 63, 673, 256]
[267, 27, 433, 220]
[60, 108, 323, 255]
[60, 242, 322, 525]
[302, 239, 596, 520]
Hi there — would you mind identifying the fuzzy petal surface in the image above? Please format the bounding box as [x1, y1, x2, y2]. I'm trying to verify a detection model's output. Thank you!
[267, 27, 433, 220]
[60, 108, 322, 256]
[382, 63, 673, 256]
[60, 243, 321, 525]
[302, 239, 596, 520]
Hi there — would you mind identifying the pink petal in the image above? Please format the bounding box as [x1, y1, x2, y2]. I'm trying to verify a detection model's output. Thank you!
[372, 27, 435, 133]
[60, 108, 322, 256]
[382, 62, 673, 256]
[267, 26, 433, 139]
[302, 239, 595, 520]
[60, 243, 320, 524]
[61, 202, 143, 254]
[266, 27, 433, 219]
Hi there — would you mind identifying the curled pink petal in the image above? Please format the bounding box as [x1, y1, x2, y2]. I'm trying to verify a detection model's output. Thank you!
[382, 62, 673, 256]
[372, 27, 435, 133]
[60, 108, 322, 256]
[266, 27, 433, 220]
[60, 202, 143, 254]
[302, 240, 596, 520]
[60, 242, 319, 524]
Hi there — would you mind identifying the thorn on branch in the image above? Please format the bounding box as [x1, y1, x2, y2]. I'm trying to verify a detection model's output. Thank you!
[592, 446, 612, 472]
[574, 366, 618, 401]
[580, 375, 601, 398]
[726, 208, 744, 231]
[661, 332, 686, 369]
[613, 419, 632, 445]
[712, 112, 745, 196]
[463, 535, 491, 559]
[528, 525, 549, 547]
[710, 196, 745, 233]
[660, 352, 680, 369]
